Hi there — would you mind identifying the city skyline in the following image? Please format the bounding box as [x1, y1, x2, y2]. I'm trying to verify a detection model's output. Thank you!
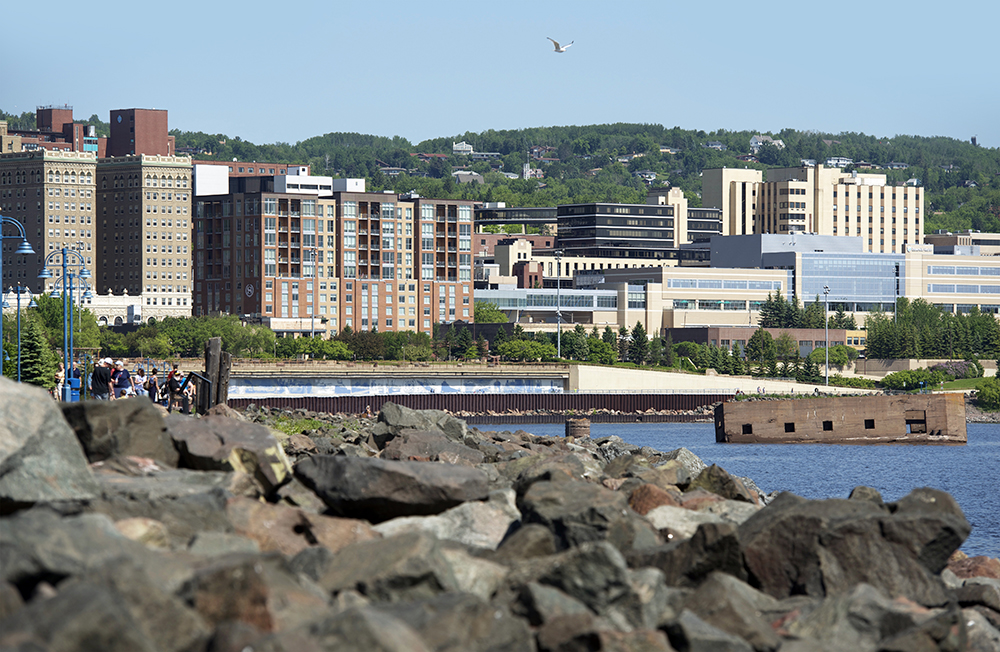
[3, 0, 997, 149]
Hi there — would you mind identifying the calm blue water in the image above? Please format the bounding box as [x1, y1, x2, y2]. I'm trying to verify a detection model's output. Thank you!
[477, 423, 1000, 557]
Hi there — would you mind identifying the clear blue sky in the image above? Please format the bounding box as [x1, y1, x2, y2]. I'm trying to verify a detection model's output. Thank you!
[3, 0, 997, 148]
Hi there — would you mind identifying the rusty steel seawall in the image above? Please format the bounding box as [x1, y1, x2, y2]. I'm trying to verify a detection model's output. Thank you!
[226, 392, 732, 418]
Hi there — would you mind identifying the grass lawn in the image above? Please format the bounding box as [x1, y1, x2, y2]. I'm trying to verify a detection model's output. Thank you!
[939, 378, 988, 391]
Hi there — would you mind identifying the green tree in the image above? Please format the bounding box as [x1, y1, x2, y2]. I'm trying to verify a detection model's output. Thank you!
[746, 328, 776, 370]
[473, 301, 508, 323]
[603, 326, 617, 349]
[663, 333, 676, 368]
[628, 322, 649, 365]
[618, 325, 629, 362]
[20, 319, 58, 390]
[570, 323, 590, 361]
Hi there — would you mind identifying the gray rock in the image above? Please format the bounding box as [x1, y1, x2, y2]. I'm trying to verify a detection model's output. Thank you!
[537, 541, 645, 631]
[657, 447, 708, 479]
[315, 531, 459, 602]
[494, 523, 558, 563]
[627, 522, 746, 588]
[289, 546, 336, 583]
[439, 546, 508, 601]
[877, 603, 965, 651]
[684, 572, 781, 652]
[187, 531, 261, 555]
[180, 553, 329, 633]
[518, 479, 659, 554]
[0, 582, 23, 621]
[644, 504, 728, 540]
[965, 608, 1000, 652]
[373, 591, 533, 652]
[61, 395, 178, 467]
[299, 605, 432, 652]
[378, 402, 468, 443]
[382, 429, 485, 466]
[374, 489, 520, 550]
[0, 376, 99, 507]
[739, 489, 970, 605]
[88, 467, 236, 548]
[65, 557, 211, 652]
[847, 485, 885, 506]
[957, 582, 1000, 612]
[0, 508, 150, 591]
[0, 581, 160, 652]
[695, 499, 761, 525]
[783, 583, 925, 650]
[295, 455, 489, 523]
[664, 609, 753, 652]
[516, 581, 593, 626]
[167, 414, 293, 494]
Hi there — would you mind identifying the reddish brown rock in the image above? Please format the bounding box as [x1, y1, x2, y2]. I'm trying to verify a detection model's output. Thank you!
[948, 555, 1000, 580]
[678, 488, 727, 512]
[226, 496, 379, 557]
[629, 483, 682, 516]
[287, 433, 318, 455]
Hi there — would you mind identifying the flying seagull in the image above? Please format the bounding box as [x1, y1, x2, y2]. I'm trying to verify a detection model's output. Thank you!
[547, 37, 574, 53]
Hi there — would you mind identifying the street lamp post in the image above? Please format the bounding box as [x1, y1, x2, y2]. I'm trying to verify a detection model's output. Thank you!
[554, 250, 563, 359]
[823, 285, 830, 387]
[3, 286, 39, 382]
[38, 246, 90, 401]
[0, 215, 36, 366]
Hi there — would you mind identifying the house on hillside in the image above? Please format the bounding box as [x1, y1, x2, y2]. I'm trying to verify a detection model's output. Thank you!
[749, 135, 785, 154]
[452, 141, 474, 155]
[703, 141, 728, 151]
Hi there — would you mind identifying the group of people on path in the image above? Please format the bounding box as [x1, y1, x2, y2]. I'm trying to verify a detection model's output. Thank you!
[86, 359, 194, 411]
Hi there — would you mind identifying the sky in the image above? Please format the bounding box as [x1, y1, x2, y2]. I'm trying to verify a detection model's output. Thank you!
[3, 0, 998, 149]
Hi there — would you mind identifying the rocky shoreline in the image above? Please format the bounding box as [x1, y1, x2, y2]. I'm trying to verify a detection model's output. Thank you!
[2, 375, 999, 652]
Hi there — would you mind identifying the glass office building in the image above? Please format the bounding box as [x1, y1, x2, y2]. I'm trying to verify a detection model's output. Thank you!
[792, 253, 903, 311]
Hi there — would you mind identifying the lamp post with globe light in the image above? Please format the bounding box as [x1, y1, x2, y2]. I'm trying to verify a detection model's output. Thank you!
[38, 246, 91, 401]
[0, 215, 36, 368]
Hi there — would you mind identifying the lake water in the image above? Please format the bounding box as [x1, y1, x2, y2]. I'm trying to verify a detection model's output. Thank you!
[475, 422, 1000, 557]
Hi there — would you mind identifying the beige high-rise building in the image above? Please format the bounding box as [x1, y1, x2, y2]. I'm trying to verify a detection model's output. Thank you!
[0, 149, 97, 293]
[96, 154, 193, 317]
[701, 167, 763, 236]
[704, 164, 924, 254]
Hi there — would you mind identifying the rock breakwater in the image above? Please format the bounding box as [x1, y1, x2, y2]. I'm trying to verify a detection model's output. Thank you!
[1, 376, 999, 651]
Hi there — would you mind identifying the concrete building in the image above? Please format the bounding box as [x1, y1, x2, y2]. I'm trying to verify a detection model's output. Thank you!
[0, 149, 98, 293]
[703, 164, 925, 254]
[95, 154, 194, 318]
[701, 167, 762, 236]
[924, 231, 1000, 257]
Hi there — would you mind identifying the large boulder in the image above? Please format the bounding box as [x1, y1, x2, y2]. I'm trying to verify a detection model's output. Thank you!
[61, 395, 178, 467]
[687, 465, 759, 505]
[88, 466, 237, 548]
[683, 572, 782, 652]
[166, 413, 293, 494]
[377, 402, 468, 443]
[226, 496, 380, 557]
[739, 489, 970, 605]
[373, 488, 520, 550]
[373, 591, 533, 652]
[295, 455, 489, 522]
[517, 479, 659, 554]
[0, 376, 99, 507]
[627, 522, 746, 588]
[382, 429, 485, 466]
[179, 553, 329, 633]
[313, 531, 459, 602]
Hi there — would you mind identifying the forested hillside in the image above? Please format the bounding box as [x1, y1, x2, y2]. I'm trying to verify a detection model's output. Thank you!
[4, 108, 998, 233]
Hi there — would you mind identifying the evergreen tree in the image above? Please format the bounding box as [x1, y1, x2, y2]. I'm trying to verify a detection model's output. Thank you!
[603, 325, 617, 348]
[618, 325, 630, 362]
[663, 333, 676, 368]
[20, 319, 58, 390]
[731, 341, 745, 375]
[512, 324, 527, 340]
[628, 322, 649, 365]
[571, 324, 590, 361]
[648, 337, 663, 367]
[493, 324, 508, 349]
[475, 334, 488, 357]
[766, 359, 780, 378]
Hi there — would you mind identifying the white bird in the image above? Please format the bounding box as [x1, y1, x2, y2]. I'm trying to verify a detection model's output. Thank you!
[547, 37, 574, 53]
